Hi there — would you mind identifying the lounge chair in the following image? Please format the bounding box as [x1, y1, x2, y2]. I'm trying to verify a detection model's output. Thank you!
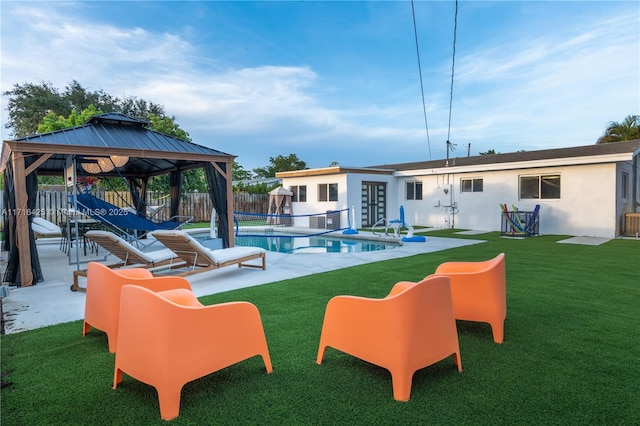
[113, 284, 273, 420]
[151, 230, 266, 277]
[316, 275, 462, 401]
[31, 217, 62, 238]
[71, 230, 184, 291]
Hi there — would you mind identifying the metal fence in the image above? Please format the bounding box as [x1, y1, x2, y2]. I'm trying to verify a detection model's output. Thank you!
[0, 189, 269, 228]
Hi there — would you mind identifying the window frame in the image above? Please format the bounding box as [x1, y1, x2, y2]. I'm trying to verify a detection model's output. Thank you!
[460, 178, 484, 193]
[519, 174, 561, 200]
[405, 181, 423, 200]
[621, 172, 629, 200]
[290, 185, 307, 202]
[318, 183, 338, 202]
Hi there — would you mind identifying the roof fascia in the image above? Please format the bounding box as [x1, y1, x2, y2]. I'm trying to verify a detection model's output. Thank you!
[277, 166, 393, 178]
[3, 140, 234, 163]
[393, 153, 634, 177]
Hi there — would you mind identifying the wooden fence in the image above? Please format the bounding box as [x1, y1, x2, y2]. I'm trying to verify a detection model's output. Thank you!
[0, 190, 269, 227]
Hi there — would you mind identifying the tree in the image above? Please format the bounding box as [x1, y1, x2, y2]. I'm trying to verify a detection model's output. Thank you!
[597, 114, 640, 144]
[147, 112, 190, 142]
[252, 154, 307, 178]
[37, 105, 103, 133]
[479, 149, 498, 155]
[3, 81, 69, 138]
[3, 80, 166, 137]
[233, 181, 281, 194]
[232, 161, 253, 182]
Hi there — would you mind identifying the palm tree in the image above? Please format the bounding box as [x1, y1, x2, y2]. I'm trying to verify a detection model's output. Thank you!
[597, 114, 640, 144]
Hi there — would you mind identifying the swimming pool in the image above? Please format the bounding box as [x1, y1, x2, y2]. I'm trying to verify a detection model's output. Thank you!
[190, 230, 398, 254]
[238, 234, 398, 254]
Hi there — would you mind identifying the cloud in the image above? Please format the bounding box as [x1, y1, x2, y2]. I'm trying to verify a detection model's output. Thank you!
[1, 2, 638, 169]
[448, 11, 639, 152]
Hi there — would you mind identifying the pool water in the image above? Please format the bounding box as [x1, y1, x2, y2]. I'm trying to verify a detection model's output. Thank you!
[235, 235, 397, 254]
[190, 231, 397, 254]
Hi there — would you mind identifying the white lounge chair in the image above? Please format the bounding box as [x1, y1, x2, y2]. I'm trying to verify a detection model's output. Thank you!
[151, 230, 266, 277]
[71, 230, 184, 291]
[31, 217, 62, 238]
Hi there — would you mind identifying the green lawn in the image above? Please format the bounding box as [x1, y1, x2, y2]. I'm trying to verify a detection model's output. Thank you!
[2, 231, 639, 425]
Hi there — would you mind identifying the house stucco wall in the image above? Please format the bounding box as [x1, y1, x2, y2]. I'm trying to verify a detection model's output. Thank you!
[283, 173, 397, 229]
[396, 163, 618, 238]
[280, 154, 635, 238]
[282, 173, 348, 228]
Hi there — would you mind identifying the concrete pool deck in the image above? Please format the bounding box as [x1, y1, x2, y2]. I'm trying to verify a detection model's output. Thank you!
[0, 232, 486, 334]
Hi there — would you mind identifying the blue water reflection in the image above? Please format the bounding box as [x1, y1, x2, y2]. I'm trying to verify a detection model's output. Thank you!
[234, 235, 396, 254]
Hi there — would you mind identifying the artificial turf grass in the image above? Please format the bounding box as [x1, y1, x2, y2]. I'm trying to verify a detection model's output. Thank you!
[2, 234, 639, 425]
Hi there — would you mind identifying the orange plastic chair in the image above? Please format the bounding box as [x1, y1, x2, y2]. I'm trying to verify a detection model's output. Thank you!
[113, 285, 273, 421]
[432, 253, 506, 343]
[83, 262, 192, 352]
[316, 275, 462, 402]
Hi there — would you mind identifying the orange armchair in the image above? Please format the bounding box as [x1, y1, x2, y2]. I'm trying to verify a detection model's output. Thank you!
[83, 262, 192, 352]
[432, 253, 506, 343]
[113, 285, 273, 421]
[316, 275, 462, 402]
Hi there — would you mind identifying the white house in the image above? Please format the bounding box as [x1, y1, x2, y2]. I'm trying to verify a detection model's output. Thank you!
[276, 140, 640, 239]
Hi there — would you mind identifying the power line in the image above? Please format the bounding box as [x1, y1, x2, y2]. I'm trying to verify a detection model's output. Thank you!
[447, 0, 458, 144]
[411, 0, 431, 160]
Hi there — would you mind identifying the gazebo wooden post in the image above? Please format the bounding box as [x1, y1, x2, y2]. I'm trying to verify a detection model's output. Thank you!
[11, 150, 34, 286]
[225, 160, 235, 247]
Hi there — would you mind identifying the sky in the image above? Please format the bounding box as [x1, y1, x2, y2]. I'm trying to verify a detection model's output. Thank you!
[1, 1, 639, 171]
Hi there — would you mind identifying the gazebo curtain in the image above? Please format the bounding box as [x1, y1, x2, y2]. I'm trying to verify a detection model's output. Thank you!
[169, 171, 182, 220]
[128, 173, 181, 219]
[204, 162, 230, 248]
[128, 176, 149, 217]
[2, 155, 44, 286]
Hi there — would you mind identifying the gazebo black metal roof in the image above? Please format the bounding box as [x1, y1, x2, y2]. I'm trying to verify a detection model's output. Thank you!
[2, 112, 234, 177]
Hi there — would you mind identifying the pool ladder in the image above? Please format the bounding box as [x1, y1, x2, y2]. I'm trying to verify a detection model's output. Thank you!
[372, 218, 404, 238]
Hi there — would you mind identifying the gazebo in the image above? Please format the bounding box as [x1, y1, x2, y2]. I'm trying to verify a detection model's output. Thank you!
[1, 113, 235, 287]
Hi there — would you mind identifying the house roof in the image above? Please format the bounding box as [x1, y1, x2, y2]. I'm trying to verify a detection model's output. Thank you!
[369, 139, 640, 172]
[277, 140, 640, 179]
[276, 166, 394, 178]
[1, 112, 234, 177]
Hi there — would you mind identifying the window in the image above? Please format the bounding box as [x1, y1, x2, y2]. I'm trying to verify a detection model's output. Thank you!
[318, 183, 338, 202]
[406, 181, 423, 200]
[622, 172, 629, 200]
[290, 185, 307, 202]
[520, 175, 561, 199]
[461, 178, 483, 193]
